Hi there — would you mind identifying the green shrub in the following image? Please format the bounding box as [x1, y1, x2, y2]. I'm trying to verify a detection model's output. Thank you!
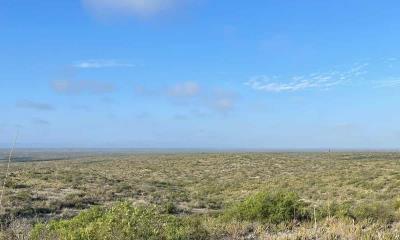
[162, 201, 178, 214]
[31, 202, 209, 240]
[319, 201, 399, 223]
[317, 201, 353, 219]
[394, 198, 400, 211]
[224, 190, 310, 224]
[351, 202, 397, 222]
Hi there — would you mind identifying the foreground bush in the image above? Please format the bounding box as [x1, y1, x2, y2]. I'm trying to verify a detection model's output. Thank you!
[27, 190, 400, 240]
[318, 201, 400, 223]
[224, 190, 310, 224]
[31, 202, 208, 240]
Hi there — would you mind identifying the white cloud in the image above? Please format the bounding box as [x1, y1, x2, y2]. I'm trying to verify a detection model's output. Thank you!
[385, 57, 398, 62]
[245, 75, 340, 92]
[167, 81, 200, 97]
[32, 118, 51, 126]
[16, 100, 55, 111]
[246, 63, 368, 93]
[214, 97, 234, 112]
[135, 81, 237, 115]
[51, 80, 115, 95]
[375, 79, 400, 88]
[73, 60, 135, 69]
[211, 90, 237, 113]
[83, 0, 180, 18]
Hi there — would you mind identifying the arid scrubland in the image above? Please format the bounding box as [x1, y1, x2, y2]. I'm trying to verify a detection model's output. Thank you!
[0, 152, 400, 239]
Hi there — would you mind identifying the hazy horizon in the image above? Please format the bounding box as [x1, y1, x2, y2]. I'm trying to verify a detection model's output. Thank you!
[1, 147, 399, 152]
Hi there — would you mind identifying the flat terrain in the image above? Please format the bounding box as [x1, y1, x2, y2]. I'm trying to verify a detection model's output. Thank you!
[1, 152, 400, 239]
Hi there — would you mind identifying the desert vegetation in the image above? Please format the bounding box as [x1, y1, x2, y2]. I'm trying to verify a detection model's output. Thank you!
[0, 152, 400, 239]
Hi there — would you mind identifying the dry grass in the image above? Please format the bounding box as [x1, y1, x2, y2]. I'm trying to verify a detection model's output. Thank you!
[0, 152, 399, 239]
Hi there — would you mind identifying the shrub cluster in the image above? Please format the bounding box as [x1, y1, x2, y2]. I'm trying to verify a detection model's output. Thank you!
[223, 190, 310, 223]
[29, 190, 400, 239]
[319, 201, 399, 223]
[224, 190, 400, 224]
[31, 202, 209, 240]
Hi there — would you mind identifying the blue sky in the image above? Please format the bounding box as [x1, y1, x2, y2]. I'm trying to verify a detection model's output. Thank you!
[1, 0, 400, 149]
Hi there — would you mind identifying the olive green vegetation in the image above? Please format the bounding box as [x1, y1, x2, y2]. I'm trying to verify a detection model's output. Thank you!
[30, 190, 308, 240]
[29, 189, 400, 239]
[1, 152, 400, 239]
[31, 202, 208, 240]
[223, 190, 310, 223]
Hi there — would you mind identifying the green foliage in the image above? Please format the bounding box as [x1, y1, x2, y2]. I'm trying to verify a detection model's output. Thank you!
[317, 201, 353, 219]
[162, 201, 178, 214]
[31, 202, 209, 240]
[351, 202, 398, 222]
[318, 201, 399, 223]
[394, 198, 400, 211]
[224, 190, 310, 224]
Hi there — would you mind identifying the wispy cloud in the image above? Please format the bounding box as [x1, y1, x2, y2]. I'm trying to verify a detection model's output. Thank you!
[173, 113, 188, 120]
[375, 79, 400, 88]
[16, 100, 55, 111]
[211, 90, 237, 113]
[73, 60, 135, 69]
[83, 0, 182, 18]
[71, 104, 92, 112]
[134, 84, 159, 97]
[167, 81, 200, 97]
[32, 118, 51, 125]
[245, 75, 340, 92]
[214, 98, 234, 112]
[386, 57, 398, 62]
[245, 63, 368, 93]
[134, 81, 237, 115]
[136, 112, 151, 119]
[165, 82, 237, 114]
[134, 81, 201, 98]
[51, 79, 115, 95]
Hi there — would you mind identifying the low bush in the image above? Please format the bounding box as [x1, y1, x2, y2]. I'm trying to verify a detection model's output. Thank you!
[351, 202, 398, 223]
[223, 190, 310, 224]
[317, 200, 399, 223]
[394, 198, 400, 211]
[31, 202, 209, 240]
[162, 201, 179, 214]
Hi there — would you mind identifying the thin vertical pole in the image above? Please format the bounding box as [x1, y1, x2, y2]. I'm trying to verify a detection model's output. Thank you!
[0, 132, 19, 211]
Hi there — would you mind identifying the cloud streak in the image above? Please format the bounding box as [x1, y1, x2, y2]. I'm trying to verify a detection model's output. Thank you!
[375, 79, 400, 88]
[83, 0, 181, 18]
[73, 60, 135, 69]
[246, 63, 368, 93]
[51, 80, 115, 95]
[213, 98, 234, 112]
[211, 90, 237, 113]
[16, 100, 55, 111]
[134, 81, 237, 115]
[167, 81, 200, 97]
[32, 118, 51, 125]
